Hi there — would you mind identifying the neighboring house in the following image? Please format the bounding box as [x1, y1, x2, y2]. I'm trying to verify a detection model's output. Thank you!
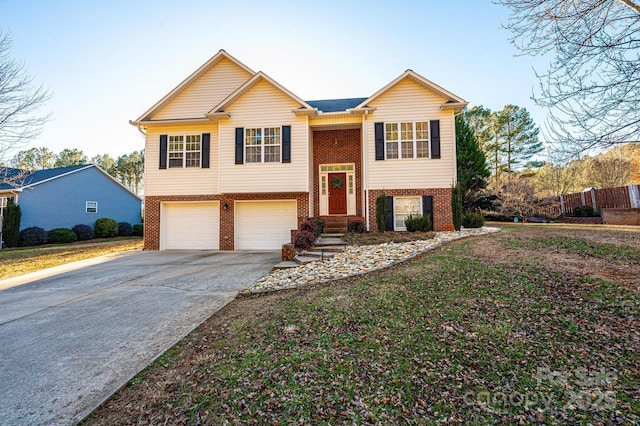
[131, 50, 467, 251]
[0, 164, 142, 233]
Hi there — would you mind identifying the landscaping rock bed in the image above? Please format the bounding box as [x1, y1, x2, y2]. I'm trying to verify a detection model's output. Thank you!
[241, 227, 501, 294]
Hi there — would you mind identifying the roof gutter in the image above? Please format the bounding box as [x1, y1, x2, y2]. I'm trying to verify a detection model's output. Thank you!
[129, 119, 146, 136]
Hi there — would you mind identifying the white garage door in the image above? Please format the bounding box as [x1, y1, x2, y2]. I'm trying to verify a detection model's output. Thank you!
[161, 202, 220, 250]
[235, 201, 297, 250]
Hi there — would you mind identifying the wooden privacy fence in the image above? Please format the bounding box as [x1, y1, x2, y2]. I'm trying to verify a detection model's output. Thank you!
[536, 184, 640, 217]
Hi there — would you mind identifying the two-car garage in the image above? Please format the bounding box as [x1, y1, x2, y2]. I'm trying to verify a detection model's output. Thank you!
[159, 200, 297, 250]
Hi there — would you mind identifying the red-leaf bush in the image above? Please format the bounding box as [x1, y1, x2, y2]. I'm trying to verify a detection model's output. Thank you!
[300, 220, 320, 238]
[294, 230, 316, 250]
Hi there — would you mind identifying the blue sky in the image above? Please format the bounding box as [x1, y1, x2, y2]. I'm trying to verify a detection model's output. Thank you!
[1, 0, 549, 159]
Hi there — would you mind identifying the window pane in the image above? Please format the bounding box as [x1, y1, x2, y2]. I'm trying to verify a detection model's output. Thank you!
[401, 122, 413, 141]
[394, 197, 421, 229]
[400, 122, 414, 159]
[246, 128, 262, 146]
[246, 146, 261, 163]
[401, 141, 413, 158]
[264, 145, 280, 162]
[416, 122, 429, 140]
[185, 135, 201, 167]
[385, 123, 398, 141]
[386, 141, 398, 159]
[168, 135, 184, 168]
[417, 140, 429, 158]
[264, 127, 280, 145]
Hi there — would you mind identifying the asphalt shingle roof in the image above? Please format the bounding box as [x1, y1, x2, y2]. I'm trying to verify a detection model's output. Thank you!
[0, 165, 90, 190]
[306, 97, 367, 113]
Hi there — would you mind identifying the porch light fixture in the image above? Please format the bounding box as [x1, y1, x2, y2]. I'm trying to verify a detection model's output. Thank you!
[223, 203, 229, 211]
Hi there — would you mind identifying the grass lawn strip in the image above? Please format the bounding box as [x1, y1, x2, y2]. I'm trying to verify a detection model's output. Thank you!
[0, 238, 143, 280]
[85, 225, 639, 425]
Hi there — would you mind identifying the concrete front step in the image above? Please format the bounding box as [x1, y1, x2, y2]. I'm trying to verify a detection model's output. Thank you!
[272, 261, 300, 271]
[321, 233, 345, 238]
[294, 256, 320, 265]
[301, 250, 339, 258]
[314, 237, 347, 246]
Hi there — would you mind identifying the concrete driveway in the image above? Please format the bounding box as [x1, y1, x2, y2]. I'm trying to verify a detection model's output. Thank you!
[0, 250, 280, 426]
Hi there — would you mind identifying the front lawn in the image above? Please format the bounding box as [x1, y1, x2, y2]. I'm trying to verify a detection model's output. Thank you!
[0, 238, 143, 280]
[85, 224, 639, 424]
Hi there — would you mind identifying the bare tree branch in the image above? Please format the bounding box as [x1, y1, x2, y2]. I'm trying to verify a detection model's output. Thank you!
[497, 0, 640, 157]
[0, 30, 51, 172]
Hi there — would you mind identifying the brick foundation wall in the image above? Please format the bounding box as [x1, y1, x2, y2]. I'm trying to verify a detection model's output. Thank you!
[602, 208, 640, 225]
[312, 129, 362, 217]
[367, 188, 454, 232]
[144, 192, 309, 250]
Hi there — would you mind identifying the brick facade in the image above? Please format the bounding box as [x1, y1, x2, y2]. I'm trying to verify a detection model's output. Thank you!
[144, 192, 309, 250]
[312, 129, 362, 217]
[367, 188, 454, 232]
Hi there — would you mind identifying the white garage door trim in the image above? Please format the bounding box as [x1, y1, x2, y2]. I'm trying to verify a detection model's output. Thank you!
[235, 200, 297, 250]
[160, 201, 220, 250]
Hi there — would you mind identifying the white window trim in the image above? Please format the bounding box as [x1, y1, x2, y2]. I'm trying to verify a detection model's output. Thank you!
[245, 126, 282, 164]
[86, 201, 98, 214]
[393, 196, 422, 231]
[168, 134, 201, 168]
[385, 121, 430, 160]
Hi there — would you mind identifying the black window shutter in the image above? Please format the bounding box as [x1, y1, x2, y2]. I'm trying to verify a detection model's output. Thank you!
[235, 128, 244, 164]
[385, 196, 394, 231]
[430, 120, 441, 159]
[422, 195, 433, 231]
[159, 135, 168, 169]
[282, 125, 291, 163]
[375, 122, 384, 160]
[201, 133, 210, 168]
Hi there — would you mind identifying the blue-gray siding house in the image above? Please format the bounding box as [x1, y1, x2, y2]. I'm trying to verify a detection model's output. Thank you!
[0, 164, 142, 231]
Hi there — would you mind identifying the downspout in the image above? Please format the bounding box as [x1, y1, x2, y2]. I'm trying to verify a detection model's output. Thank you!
[363, 110, 370, 231]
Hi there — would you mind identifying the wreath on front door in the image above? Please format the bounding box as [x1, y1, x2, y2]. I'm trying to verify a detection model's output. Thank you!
[331, 176, 344, 189]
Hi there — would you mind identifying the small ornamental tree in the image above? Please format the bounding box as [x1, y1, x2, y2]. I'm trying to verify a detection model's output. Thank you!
[2, 199, 21, 247]
[452, 184, 462, 231]
[376, 192, 386, 233]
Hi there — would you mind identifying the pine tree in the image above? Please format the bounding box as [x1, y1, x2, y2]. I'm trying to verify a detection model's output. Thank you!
[456, 113, 490, 211]
[496, 105, 542, 173]
[376, 192, 386, 233]
[2, 198, 21, 247]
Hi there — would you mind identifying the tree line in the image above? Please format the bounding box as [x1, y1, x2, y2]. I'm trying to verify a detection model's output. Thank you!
[9, 147, 144, 195]
[456, 104, 640, 220]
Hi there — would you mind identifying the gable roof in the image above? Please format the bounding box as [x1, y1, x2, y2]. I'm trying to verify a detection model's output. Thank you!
[132, 50, 255, 124]
[355, 70, 468, 112]
[306, 98, 368, 113]
[1, 165, 90, 190]
[206, 71, 317, 119]
[0, 164, 141, 200]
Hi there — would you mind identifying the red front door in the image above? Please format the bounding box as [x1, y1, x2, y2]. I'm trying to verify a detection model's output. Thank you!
[328, 172, 347, 214]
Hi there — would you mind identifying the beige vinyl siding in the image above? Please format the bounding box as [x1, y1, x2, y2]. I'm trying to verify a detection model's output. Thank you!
[366, 78, 456, 189]
[219, 80, 308, 193]
[144, 124, 219, 196]
[309, 113, 362, 128]
[152, 58, 252, 120]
